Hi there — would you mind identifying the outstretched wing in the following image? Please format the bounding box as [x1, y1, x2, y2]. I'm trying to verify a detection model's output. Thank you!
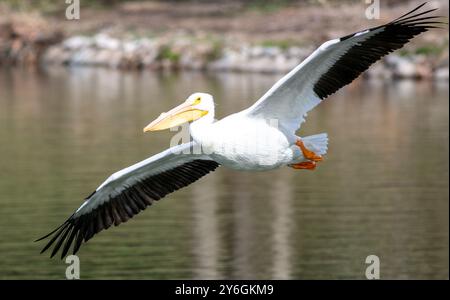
[244, 3, 444, 133]
[36, 142, 220, 258]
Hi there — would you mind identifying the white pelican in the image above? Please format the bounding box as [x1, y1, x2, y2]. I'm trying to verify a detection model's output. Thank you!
[37, 4, 443, 258]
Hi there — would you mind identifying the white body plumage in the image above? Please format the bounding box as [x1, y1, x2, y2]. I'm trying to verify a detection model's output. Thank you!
[190, 112, 298, 171]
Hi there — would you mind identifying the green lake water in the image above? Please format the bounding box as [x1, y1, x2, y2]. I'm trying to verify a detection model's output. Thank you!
[0, 67, 448, 279]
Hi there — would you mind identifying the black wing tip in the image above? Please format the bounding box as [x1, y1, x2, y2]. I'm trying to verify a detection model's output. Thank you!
[35, 222, 66, 243]
[392, 3, 445, 26]
[339, 4, 445, 42]
[313, 2, 445, 100]
[36, 215, 77, 259]
[392, 2, 432, 22]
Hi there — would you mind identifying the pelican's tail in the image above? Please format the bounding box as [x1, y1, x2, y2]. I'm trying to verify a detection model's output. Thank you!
[302, 133, 328, 156]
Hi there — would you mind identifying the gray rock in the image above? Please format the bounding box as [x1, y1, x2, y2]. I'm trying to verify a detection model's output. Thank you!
[434, 67, 449, 80]
[387, 55, 417, 78]
[287, 46, 313, 60]
[273, 54, 299, 72]
[123, 40, 140, 55]
[63, 36, 93, 50]
[208, 49, 244, 71]
[366, 61, 392, 79]
[263, 46, 281, 58]
[141, 50, 158, 67]
[247, 56, 274, 72]
[93, 49, 119, 67]
[108, 50, 124, 68]
[207, 55, 232, 71]
[94, 33, 121, 51]
[69, 47, 98, 65]
[42, 45, 71, 64]
[249, 46, 265, 58]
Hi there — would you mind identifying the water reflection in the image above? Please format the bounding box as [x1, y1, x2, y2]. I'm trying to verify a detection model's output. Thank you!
[0, 67, 448, 279]
[192, 174, 220, 279]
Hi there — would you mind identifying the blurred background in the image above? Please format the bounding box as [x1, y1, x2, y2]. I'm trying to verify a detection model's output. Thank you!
[0, 0, 448, 279]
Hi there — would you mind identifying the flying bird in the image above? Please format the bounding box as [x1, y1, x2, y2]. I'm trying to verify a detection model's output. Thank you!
[37, 3, 444, 258]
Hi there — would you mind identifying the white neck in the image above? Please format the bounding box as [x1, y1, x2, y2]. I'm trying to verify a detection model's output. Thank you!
[189, 109, 215, 144]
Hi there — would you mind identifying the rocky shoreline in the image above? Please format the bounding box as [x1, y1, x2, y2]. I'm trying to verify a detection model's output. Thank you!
[1, 18, 448, 80]
[42, 33, 449, 80]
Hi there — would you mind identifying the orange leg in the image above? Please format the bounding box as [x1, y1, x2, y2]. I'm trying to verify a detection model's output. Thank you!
[290, 161, 316, 170]
[296, 139, 323, 162]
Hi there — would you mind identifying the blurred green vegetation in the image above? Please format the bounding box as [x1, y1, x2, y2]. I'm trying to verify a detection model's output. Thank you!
[259, 39, 303, 50]
[244, 0, 294, 12]
[399, 41, 449, 57]
[158, 45, 180, 62]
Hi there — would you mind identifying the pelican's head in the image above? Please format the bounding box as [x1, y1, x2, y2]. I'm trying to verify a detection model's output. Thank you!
[143, 92, 214, 132]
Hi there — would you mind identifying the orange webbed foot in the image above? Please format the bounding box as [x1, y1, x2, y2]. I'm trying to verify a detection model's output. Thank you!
[296, 139, 323, 162]
[289, 161, 317, 170]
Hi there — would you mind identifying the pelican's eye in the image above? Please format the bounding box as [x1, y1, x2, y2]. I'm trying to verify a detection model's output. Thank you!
[193, 97, 201, 105]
